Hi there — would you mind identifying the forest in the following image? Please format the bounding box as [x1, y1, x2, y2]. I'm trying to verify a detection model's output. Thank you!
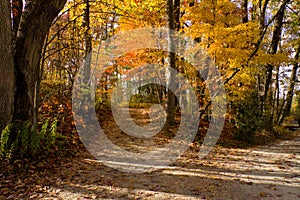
[0, 0, 299, 199]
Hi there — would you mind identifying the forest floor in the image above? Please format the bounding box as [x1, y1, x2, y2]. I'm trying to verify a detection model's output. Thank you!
[1, 109, 300, 200]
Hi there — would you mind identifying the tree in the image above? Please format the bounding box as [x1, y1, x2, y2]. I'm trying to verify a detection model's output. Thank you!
[165, 0, 177, 126]
[0, 0, 15, 132]
[0, 0, 67, 132]
[263, 1, 288, 117]
[281, 45, 300, 122]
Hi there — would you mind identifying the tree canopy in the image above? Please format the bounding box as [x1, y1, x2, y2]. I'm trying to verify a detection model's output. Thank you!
[0, 0, 299, 165]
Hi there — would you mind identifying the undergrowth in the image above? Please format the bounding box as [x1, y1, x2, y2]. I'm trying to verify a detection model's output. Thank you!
[0, 119, 64, 162]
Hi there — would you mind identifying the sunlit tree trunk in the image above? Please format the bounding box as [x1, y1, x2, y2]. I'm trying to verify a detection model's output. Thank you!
[263, 3, 286, 117]
[84, 0, 92, 78]
[166, 0, 177, 126]
[273, 66, 280, 123]
[258, 0, 269, 28]
[78, 0, 93, 110]
[280, 45, 300, 123]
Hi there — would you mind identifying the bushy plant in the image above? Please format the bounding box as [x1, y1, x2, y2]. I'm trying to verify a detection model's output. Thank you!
[232, 93, 264, 143]
[0, 119, 61, 161]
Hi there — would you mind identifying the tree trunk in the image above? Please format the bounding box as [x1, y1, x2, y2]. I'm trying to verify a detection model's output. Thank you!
[174, 0, 180, 31]
[280, 45, 300, 123]
[263, 3, 286, 115]
[242, 0, 248, 23]
[84, 0, 92, 73]
[82, 0, 92, 105]
[258, 0, 269, 28]
[13, 0, 67, 125]
[273, 65, 280, 123]
[166, 0, 177, 126]
[0, 0, 15, 132]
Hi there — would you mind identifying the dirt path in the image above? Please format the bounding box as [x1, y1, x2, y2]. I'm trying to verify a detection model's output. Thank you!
[2, 129, 299, 200]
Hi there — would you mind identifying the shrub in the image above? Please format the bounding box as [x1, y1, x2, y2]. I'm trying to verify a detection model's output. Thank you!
[0, 119, 62, 161]
[232, 93, 264, 143]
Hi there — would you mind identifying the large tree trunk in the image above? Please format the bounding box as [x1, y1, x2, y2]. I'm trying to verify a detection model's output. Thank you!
[13, 0, 67, 125]
[0, 0, 15, 132]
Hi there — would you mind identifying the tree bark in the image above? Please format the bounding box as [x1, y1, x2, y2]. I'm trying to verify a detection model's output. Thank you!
[263, 3, 286, 114]
[259, 0, 269, 28]
[83, 0, 92, 89]
[242, 0, 248, 23]
[13, 0, 67, 125]
[0, 0, 15, 132]
[280, 45, 300, 123]
[166, 0, 177, 126]
[174, 0, 180, 31]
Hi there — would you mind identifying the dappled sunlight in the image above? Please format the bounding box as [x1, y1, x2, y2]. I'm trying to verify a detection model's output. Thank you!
[162, 167, 300, 188]
[1, 0, 300, 199]
[38, 132, 299, 199]
[1, 133, 299, 199]
[50, 181, 204, 200]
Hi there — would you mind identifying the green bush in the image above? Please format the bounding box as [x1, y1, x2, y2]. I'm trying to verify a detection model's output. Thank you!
[0, 119, 61, 161]
[233, 93, 264, 143]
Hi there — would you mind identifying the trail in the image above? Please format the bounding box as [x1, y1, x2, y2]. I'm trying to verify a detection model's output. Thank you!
[1, 129, 299, 199]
